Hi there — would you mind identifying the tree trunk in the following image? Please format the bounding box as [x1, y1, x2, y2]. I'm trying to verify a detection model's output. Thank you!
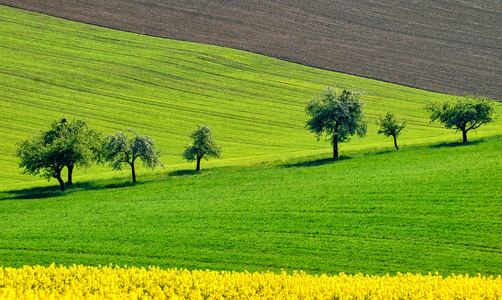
[196, 157, 201, 172]
[130, 162, 136, 183]
[393, 135, 399, 150]
[462, 130, 468, 143]
[54, 168, 65, 191]
[66, 164, 74, 185]
[333, 133, 338, 159]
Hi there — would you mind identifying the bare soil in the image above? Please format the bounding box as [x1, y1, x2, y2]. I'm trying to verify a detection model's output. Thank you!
[2, 0, 501, 99]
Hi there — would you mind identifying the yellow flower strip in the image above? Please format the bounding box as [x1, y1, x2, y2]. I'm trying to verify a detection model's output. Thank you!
[0, 264, 501, 299]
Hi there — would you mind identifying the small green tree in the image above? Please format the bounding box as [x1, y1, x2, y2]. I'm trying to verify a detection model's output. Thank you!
[17, 131, 72, 191]
[43, 118, 102, 185]
[104, 129, 163, 183]
[183, 125, 221, 171]
[306, 87, 367, 158]
[425, 95, 496, 143]
[376, 113, 406, 150]
[17, 118, 101, 191]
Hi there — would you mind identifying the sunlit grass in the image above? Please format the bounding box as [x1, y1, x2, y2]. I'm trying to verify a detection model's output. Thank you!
[1, 5, 501, 190]
[1, 139, 500, 275]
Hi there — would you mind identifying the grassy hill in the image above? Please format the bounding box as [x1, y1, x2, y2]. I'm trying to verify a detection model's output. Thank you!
[1, 138, 501, 275]
[2, 0, 501, 99]
[1, 5, 500, 190]
[0, 6, 500, 277]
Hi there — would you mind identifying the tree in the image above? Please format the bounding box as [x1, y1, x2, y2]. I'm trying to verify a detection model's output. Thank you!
[425, 95, 496, 143]
[104, 129, 163, 183]
[17, 131, 72, 191]
[376, 113, 406, 150]
[43, 118, 102, 185]
[17, 118, 101, 191]
[305, 87, 367, 158]
[183, 125, 221, 171]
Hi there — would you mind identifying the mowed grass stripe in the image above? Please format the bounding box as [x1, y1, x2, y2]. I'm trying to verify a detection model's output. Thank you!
[1, 5, 501, 189]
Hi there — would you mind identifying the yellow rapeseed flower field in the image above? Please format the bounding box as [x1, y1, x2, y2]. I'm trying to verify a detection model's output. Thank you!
[0, 264, 501, 299]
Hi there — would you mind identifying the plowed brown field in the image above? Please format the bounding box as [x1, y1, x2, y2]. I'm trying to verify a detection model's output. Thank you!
[2, 0, 501, 99]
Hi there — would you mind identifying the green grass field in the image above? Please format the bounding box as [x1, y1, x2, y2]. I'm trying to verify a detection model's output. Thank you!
[0, 139, 501, 275]
[0, 6, 501, 276]
[1, 5, 500, 190]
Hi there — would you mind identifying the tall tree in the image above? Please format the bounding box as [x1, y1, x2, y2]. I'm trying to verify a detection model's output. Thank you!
[376, 113, 407, 150]
[306, 88, 367, 158]
[183, 125, 221, 171]
[425, 95, 496, 143]
[43, 119, 102, 185]
[104, 130, 163, 183]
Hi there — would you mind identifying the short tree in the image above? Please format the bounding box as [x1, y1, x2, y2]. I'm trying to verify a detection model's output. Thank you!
[18, 131, 72, 191]
[376, 113, 406, 150]
[183, 125, 221, 171]
[43, 118, 102, 185]
[104, 129, 163, 183]
[425, 95, 496, 143]
[17, 118, 101, 191]
[306, 87, 367, 158]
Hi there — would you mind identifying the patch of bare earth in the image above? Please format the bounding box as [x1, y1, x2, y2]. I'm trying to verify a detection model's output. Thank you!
[2, 0, 501, 99]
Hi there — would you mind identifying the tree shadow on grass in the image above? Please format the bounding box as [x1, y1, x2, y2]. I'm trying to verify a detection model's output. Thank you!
[168, 169, 199, 177]
[71, 179, 149, 192]
[0, 180, 145, 201]
[429, 140, 481, 149]
[0, 185, 64, 201]
[373, 149, 397, 155]
[281, 156, 351, 168]
[101, 181, 141, 189]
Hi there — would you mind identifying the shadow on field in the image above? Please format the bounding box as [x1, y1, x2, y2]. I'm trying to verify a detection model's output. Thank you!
[0, 180, 145, 201]
[168, 169, 199, 176]
[282, 156, 351, 168]
[0, 185, 64, 201]
[102, 181, 142, 189]
[69, 180, 146, 191]
[429, 140, 481, 149]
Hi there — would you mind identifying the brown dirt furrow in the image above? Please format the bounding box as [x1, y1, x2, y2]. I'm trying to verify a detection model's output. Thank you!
[1, 0, 501, 99]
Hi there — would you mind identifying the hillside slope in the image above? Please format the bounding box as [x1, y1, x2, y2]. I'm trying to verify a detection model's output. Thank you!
[2, 0, 501, 99]
[1, 138, 501, 275]
[1, 6, 501, 190]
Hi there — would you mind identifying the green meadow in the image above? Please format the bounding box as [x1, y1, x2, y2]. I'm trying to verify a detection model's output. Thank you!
[1, 5, 500, 190]
[1, 139, 501, 275]
[0, 6, 501, 276]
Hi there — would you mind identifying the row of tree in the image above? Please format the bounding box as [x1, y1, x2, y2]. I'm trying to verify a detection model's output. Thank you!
[18, 88, 495, 190]
[305, 87, 496, 158]
[17, 121, 221, 191]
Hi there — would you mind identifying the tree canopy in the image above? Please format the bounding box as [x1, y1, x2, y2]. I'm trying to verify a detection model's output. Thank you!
[183, 125, 221, 171]
[425, 95, 496, 143]
[376, 113, 406, 150]
[306, 88, 367, 158]
[104, 129, 163, 183]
